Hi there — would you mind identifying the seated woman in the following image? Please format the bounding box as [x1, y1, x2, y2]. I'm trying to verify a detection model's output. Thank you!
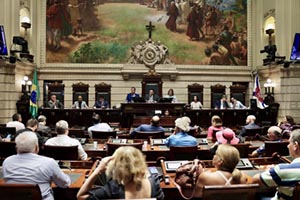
[210, 128, 240, 154]
[278, 115, 297, 138]
[77, 146, 164, 200]
[207, 115, 224, 140]
[164, 88, 178, 103]
[190, 95, 203, 109]
[164, 116, 197, 147]
[193, 144, 247, 198]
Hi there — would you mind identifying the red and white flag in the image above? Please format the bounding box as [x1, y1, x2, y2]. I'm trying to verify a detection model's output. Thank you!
[252, 74, 268, 109]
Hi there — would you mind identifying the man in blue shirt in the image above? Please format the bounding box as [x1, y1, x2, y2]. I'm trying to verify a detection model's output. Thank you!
[130, 116, 164, 138]
[164, 116, 197, 147]
[253, 129, 300, 200]
[126, 87, 140, 103]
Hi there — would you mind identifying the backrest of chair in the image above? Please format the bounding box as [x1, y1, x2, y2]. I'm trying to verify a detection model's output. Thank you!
[91, 130, 117, 139]
[106, 142, 143, 156]
[0, 141, 16, 158]
[202, 183, 259, 200]
[231, 143, 250, 158]
[0, 183, 42, 200]
[43, 145, 79, 160]
[68, 129, 87, 138]
[293, 182, 300, 200]
[245, 128, 263, 137]
[135, 131, 165, 139]
[265, 141, 290, 157]
[169, 146, 198, 160]
[0, 127, 16, 138]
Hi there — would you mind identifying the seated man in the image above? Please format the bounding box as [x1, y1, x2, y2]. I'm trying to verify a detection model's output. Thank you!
[238, 115, 261, 137]
[46, 94, 64, 109]
[230, 97, 247, 109]
[250, 126, 282, 157]
[126, 87, 140, 103]
[145, 89, 160, 103]
[164, 116, 197, 147]
[87, 113, 112, 138]
[37, 115, 52, 137]
[252, 129, 300, 200]
[72, 95, 88, 109]
[12, 118, 45, 146]
[6, 113, 25, 132]
[130, 115, 164, 138]
[93, 96, 109, 109]
[215, 95, 230, 109]
[3, 131, 71, 200]
[45, 120, 88, 160]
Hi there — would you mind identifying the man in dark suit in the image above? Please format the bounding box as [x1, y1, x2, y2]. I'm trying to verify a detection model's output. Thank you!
[126, 87, 140, 103]
[215, 95, 230, 109]
[239, 115, 261, 137]
[145, 89, 160, 103]
[93, 96, 109, 109]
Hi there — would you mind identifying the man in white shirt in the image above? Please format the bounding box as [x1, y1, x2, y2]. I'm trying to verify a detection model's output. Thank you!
[87, 113, 112, 138]
[3, 131, 71, 200]
[45, 120, 88, 160]
[230, 97, 247, 109]
[6, 113, 25, 132]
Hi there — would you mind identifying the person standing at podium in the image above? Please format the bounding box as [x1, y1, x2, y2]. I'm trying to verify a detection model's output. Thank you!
[46, 94, 64, 109]
[126, 87, 140, 103]
[145, 89, 160, 103]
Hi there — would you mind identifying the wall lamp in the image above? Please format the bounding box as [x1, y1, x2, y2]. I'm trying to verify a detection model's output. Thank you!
[21, 16, 31, 36]
[21, 76, 32, 95]
[264, 79, 275, 95]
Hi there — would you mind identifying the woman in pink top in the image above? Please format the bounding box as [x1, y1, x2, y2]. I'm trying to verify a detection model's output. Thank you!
[207, 115, 224, 139]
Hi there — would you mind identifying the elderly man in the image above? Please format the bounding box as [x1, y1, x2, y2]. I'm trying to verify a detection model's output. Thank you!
[47, 94, 64, 109]
[145, 89, 160, 103]
[45, 120, 88, 160]
[3, 131, 71, 200]
[72, 95, 88, 109]
[250, 126, 282, 157]
[253, 129, 300, 199]
[130, 115, 164, 138]
[239, 115, 261, 137]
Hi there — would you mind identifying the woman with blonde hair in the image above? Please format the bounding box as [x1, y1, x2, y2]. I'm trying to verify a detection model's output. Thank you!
[77, 146, 164, 200]
[193, 144, 247, 197]
[207, 115, 224, 139]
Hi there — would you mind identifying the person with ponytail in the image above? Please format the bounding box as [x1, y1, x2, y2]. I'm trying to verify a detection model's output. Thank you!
[193, 144, 247, 198]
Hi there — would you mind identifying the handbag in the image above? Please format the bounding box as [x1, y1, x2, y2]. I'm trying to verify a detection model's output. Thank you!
[174, 159, 205, 199]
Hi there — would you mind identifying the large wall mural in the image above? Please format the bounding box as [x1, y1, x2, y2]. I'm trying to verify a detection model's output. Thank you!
[46, 0, 247, 65]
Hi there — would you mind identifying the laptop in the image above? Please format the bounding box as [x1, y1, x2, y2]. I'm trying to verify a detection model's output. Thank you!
[158, 97, 173, 103]
[132, 97, 146, 103]
[164, 160, 189, 172]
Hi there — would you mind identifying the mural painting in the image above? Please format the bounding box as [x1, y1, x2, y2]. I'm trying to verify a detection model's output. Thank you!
[46, 0, 247, 65]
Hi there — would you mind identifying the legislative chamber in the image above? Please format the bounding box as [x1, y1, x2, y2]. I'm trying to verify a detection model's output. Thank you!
[1, 0, 300, 199]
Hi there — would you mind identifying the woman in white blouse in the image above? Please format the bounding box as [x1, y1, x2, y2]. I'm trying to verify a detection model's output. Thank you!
[190, 95, 203, 109]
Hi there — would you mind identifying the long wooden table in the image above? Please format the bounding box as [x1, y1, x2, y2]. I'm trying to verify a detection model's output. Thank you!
[38, 105, 277, 129]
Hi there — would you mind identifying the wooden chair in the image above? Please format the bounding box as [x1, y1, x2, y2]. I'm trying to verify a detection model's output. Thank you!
[91, 130, 117, 139]
[265, 141, 290, 157]
[135, 131, 165, 139]
[43, 145, 79, 160]
[202, 183, 259, 200]
[0, 141, 16, 159]
[68, 129, 87, 138]
[169, 146, 198, 160]
[244, 128, 263, 141]
[293, 182, 300, 200]
[231, 143, 250, 158]
[0, 183, 42, 200]
[106, 142, 143, 156]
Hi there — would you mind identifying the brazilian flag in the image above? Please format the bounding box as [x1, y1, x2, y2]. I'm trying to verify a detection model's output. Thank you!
[29, 67, 39, 118]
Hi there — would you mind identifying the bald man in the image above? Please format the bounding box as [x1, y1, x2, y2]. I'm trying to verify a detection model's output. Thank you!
[130, 115, 165, 138]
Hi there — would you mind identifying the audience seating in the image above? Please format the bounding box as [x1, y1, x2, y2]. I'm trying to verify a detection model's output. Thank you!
[43, 145, 79, 160]
[265, 141, 290, 157]
[0, 183, 42, 200]
[68, 129, 87, 138]
[91, 130, 117, 139]
[135, 131, 165, 139]
[0, 127, 16, 138]
[202, 183, 259, 200]
[293, 182, 300, 200]
[106, 141, 143, 156]
[169, 145, 198, 160]
[244, 128, 263, 141]
[231, 143, 250, 158]
[0, 141, 16, 159]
